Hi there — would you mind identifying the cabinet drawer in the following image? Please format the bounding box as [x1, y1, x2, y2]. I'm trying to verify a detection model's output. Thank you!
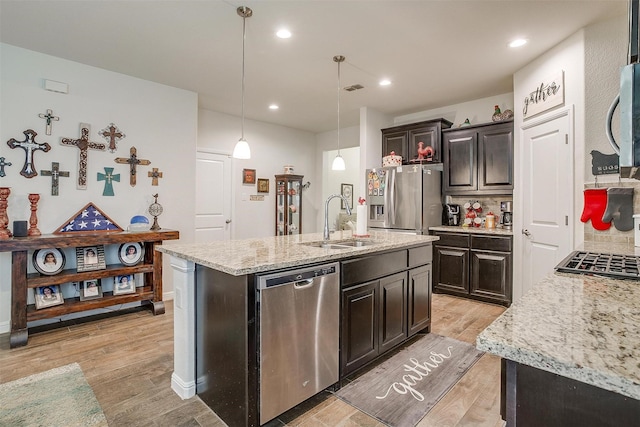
[471, 235, 512, 252]
[434, 232, 469, 248]
[408, 245, 432, 268]
[342, 250, 408, 287]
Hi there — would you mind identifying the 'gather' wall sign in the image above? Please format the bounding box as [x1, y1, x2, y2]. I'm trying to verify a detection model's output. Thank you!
[523, 70, 564, 120]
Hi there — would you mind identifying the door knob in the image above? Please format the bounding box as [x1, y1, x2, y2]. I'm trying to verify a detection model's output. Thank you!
[225, 219, 232, 224]
[522, 229, 531, 237]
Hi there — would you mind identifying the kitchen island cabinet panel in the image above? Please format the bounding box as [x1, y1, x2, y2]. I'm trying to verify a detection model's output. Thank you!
[341, 281, 379, 374]
[379, 272, 408, 353]
[408, 264, 432, 336]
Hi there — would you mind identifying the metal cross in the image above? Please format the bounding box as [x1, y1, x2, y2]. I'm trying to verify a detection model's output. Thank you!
[99, 123, 125, 153]
[97, 167, 120, 196]
[7, 129, 51, 178]
[0, 157, 12, 177]
[40, 162, 70, 196]
[38, 109, 60, 135]
[61, 123, 106, 189]
[148, 167, 163, 186]
[114, 146, 150, 187]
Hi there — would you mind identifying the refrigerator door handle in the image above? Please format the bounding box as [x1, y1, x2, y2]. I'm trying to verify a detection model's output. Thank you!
[388, 169, 396, 226]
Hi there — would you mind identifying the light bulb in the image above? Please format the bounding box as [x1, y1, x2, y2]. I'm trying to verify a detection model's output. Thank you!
[332, 154, 346, 171]
[233, 138, 251, 159]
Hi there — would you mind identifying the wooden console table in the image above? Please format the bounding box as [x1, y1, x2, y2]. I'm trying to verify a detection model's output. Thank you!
[0, 229, 179, 348]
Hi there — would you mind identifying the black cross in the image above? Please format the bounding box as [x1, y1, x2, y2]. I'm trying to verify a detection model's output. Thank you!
[41, 162, 70, 196]
[7, 129, 51, 178]
[38, 109, 60, 135]
[0, 157, 11, 177]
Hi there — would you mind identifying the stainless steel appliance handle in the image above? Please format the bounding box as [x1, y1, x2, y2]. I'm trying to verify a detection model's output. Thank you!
[293, 279, 314, 289]
[388, 169, 396, 225]
[605, 94, 620, 155]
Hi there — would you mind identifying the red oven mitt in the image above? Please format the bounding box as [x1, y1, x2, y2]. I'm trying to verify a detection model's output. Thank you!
[580, 188, 611, 230]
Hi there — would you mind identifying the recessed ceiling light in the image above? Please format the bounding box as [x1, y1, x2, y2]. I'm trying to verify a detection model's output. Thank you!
[379, 79, 391, 86]
[269, 104, 279, 110]
[509, 38, 528, 48]
[276, 29, 291, 39]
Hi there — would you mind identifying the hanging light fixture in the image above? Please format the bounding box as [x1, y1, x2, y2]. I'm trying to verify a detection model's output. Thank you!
[332, 55, 346, 171]
[232, 6, 252, 159]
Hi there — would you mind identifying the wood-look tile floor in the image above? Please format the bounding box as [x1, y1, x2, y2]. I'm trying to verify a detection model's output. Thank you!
[0, 294, 505, 427]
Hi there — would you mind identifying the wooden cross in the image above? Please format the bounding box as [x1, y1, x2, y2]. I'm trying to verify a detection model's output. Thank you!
[0, 157, 11, 177]
[148, 167, 163, 186]
[40, 162, 70, 196]
[114, 146, 150, 187]
[61, 123, 106, 189]
[97, 167, 120, 196]
[38, 109, 60, 135]
[99, 122, 125, 153]
[7, 129, 51, 178]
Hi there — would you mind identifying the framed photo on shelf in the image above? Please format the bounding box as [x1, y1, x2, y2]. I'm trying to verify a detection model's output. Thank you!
[32, 248, 65, 276]
[118, 242, 145, 266]
[341, 183, 353, 210]
[76, 245, 106, 272]
[257, 178, 269, 193]
[34, 285, 64, 309]
[242, 168, 256, 184]
[80, 279, 103, 301]
[113, 274, 136, 295]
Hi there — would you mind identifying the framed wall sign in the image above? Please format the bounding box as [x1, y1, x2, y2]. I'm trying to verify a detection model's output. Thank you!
[523, 70, 565, 120]
[257, 178, 269, 193]
[80, 279, 103, 301]
[118, 242, 145, 266]
[33, 248, 65, 275]
[242, 168, 256, 184]
[34, 285, 64, 309]
[341, 183, 353, 210]
[76, 245, 106, 272]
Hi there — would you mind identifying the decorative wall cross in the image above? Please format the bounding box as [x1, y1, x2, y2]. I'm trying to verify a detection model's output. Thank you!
[38, 109, 60, 135]
[97, 167, 120, 196]
[41, 162, 70, 196]
[7, 129, 51, 178]
[0, 157, 12, 177]
[99, 123, 126, 153]
[148, 167, 163, 186]
[114, 146, 150, 186]
[61, 123, 106, 189]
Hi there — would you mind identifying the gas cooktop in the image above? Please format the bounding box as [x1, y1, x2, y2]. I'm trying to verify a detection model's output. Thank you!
[554, 251, 640, 280]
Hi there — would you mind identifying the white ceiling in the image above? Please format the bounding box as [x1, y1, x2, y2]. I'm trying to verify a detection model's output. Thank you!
[0, 0, 628, 133]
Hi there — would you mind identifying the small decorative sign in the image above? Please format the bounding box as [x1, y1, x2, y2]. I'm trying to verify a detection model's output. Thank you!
[523, 70, 564, 120]
[590, 150, 620, 175]
[249, 195, 264, 201]
[257, 178, 269, 193]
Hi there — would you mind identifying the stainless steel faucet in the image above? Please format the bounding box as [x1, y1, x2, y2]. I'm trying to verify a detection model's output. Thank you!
[324, 194, 352, 241]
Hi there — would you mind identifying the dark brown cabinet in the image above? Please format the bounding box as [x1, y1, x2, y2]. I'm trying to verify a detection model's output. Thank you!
[340, 245, 433, 376]
[432, 231, 512, 306]
[442, 120, 514, 195]
[381, 118, 452, 164]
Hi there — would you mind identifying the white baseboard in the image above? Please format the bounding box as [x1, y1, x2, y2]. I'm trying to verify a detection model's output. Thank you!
[0, 320, 9, 334]
[171, 372, 196, 399]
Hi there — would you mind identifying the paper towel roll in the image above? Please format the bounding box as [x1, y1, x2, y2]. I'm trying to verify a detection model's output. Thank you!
[356, 204, 368, 236]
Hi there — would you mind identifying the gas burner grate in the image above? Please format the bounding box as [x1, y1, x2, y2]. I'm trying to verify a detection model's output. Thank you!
[555, 251, 640, 280]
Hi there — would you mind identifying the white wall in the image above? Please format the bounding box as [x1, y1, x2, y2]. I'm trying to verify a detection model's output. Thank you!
[198, 109, 318, 238]
[0, 44, 197, 332]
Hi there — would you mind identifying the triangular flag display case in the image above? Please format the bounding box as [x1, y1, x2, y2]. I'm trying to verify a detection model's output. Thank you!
[53, 202, 123, 234]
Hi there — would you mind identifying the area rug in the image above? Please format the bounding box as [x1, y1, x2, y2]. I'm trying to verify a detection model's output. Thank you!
[0, 362, 108, 427]
[335, 334, 483, 427]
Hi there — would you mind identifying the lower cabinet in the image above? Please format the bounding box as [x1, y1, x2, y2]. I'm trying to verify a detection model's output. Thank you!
[433, 231, 512, 306]
[340, 246, 433, 376]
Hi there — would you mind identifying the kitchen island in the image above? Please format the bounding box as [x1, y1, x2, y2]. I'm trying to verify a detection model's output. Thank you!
[477, 271, 640, 426]
[157, 230, 438, 427]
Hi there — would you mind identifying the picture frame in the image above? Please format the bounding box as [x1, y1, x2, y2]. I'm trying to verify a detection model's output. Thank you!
[34, 284, 64, 309]
[242, 168, 256, 184]
[118, 242, 145, 266]
[113, 274, 136, 295]
[341, 183, 353, 210]
[79, 279, 103, 301]
[32, 248, 65, 275]
[257, 178, 269, 193]
[76, 245, 106, 272]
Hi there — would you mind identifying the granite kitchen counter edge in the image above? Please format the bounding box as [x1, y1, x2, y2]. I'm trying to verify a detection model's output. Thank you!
[476, 271, 640, 400]
[156, 230, 439, 276]
[428, 225, 513, 236]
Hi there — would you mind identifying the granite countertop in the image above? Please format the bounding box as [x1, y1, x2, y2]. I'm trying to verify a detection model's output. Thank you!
[429, 225, 513, 236]
[157, 229, 438, 276]
[477, 272, 640, 400]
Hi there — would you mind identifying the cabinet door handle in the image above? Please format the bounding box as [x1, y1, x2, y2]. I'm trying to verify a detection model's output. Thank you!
[522, 229, 531, 237]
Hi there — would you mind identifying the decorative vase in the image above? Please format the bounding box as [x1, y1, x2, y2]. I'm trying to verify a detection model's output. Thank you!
[0, 187, 11, 239]
[28, 193, 41, 236]
[492, 105, 503, 122]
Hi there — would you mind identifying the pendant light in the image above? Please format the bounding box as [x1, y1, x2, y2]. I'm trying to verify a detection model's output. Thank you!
[232, 6, 252, 159]
[332, 55, 346, 171]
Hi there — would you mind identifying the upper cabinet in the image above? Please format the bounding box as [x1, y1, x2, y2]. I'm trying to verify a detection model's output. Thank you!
[381, 118, 453, 164]
[442, 120, 514, 195]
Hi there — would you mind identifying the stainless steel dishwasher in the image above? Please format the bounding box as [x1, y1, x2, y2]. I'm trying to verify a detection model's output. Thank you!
[257, 262, 340, 425]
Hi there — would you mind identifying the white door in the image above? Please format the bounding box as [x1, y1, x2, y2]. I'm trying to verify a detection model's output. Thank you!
[195, 151, 231, 242]
[521, 108, 573, 296]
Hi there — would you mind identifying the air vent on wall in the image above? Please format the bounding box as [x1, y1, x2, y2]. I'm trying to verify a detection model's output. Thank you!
[344, 84, 364, 92]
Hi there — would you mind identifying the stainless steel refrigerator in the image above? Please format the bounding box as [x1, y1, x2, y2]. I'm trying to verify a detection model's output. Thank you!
[367, 164, 442, 234]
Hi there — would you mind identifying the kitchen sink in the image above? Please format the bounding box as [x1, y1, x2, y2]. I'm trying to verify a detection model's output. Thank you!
[300, 239, 378, 250]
